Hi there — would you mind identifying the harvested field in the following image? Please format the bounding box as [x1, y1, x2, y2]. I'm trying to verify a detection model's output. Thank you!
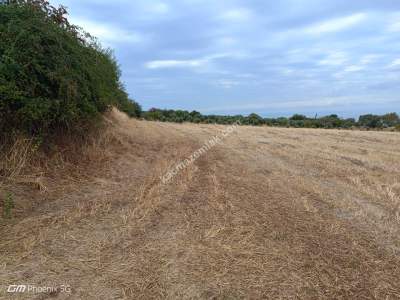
[1, 110, 400, 299]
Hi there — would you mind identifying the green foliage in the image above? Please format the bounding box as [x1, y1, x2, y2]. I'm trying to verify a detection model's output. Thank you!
[357, 113, 400, 129]
[2, 192, 14, 219]
[342, 118, 356, 129]
[143, 109, 400, 131]
[0, 0, 138, 137]
[358, 114, 382, 128]
[317, 115, 342, 128]
[381, 113, 400, 127]
[118, 98, 142, 118]
[395, 124, 400, 132]
[246, 113, 264, 126]
[290, 114, 307, 121]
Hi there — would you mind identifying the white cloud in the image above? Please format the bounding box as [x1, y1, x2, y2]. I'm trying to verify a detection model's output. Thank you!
[304, 13, 366, 35]
[145, 59, 206, 69]
[220, 8, 252, 22]
[200, 96, 396, 113]
[216, 37, 237, 47]
[281, 68, 294, 75]
[388, 58, 400, 69]
[69, 17, 144, 45]
[134, 1, 170, 20]
[200, 99, 337, 113]
[235, 73, 255, 79]
[319, 53, 379, 75]
[145, 52, 245, 70]
[147, 2, 169, 14]
[319, 52, 348, 66]
[359, 54, 380, 65]
[388, 21, 400, 32]
[387, 13, 400, 32]
[344, 65, 364, 72]
[214, 79, 239, 89]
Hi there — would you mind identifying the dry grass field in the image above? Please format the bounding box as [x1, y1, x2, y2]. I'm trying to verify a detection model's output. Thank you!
[1, 109, 400, 299]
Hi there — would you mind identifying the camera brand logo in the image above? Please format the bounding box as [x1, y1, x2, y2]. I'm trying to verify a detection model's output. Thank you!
[7, 285, 27, 293]
[6, 284, 71, 294]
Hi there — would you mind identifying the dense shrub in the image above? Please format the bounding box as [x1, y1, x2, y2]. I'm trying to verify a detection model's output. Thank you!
[358, 114, 382, 128]
[381, 113, 400, 127]
[0, 0, 139, 137]
[358, 113, 399, 128]
[246, 113, 264, 126]
[290, 114, 307, 121]
[118, 98, 142, 118]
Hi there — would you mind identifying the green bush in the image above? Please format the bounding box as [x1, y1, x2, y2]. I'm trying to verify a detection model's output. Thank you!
[358, 114, 382, 128]
[0, 0, 138, 137]
[118, 98, 142, 118]
[2, 192, 14, 219]
[290, 114, 307, 121]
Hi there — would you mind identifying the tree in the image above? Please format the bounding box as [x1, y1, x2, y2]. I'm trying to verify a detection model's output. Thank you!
[381, 113, 399, 127]
[358, 114, 382, 128]
[118, 99, 142, 118]
[290, 114, 307, 121]
[247, 113, 264, 126]
[342, 118, 356, 128]
[276, 117, 289, 127]
[318, 114, 343, 128]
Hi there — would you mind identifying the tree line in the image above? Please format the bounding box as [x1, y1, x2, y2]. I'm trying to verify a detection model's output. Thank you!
[143, 109, 400, 130]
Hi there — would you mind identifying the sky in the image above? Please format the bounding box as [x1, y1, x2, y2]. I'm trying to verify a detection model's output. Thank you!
[52, 0, 399, 117]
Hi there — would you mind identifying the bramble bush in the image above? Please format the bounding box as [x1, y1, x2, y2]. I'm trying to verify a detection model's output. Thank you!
[0, 0, 141, 138]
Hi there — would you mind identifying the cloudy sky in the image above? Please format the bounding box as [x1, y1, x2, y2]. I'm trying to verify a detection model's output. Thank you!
[53, 0, 399, 117]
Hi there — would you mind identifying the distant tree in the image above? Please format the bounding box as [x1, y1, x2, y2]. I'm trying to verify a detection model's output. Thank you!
[381, 113, 399, 127]
[290, 114, 307, 121]
[118, 99, 141, 117]
[190, 110, 202, 119]
[342, 118, 356, 128]
[318, 114, 343, 128]
[276, 117, 289, 127]
[247, 113, 264, 126]
[174, 110, 187, 123]
[358, 114, 382, 128]
[304, 119, 317, 128]
[145, 108, 164, 121]
[263, 118, 274, 126]
[290, 120, 305, 128]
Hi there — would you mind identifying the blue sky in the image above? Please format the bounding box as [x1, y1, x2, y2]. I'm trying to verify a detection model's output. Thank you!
[53, 0, 399, 117]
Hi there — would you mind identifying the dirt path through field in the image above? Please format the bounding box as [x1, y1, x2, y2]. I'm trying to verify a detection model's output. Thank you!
[1, 116, 400, 299]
